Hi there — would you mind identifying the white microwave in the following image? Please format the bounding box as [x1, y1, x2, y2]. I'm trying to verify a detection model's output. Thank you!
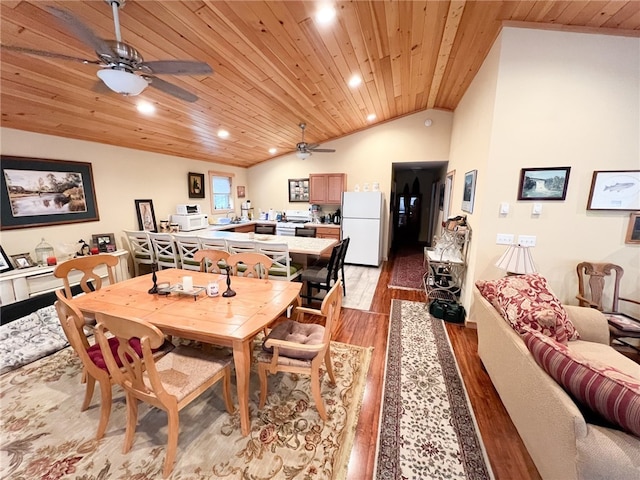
[171, 214, 208, 231]
[176, 204, 201, 215]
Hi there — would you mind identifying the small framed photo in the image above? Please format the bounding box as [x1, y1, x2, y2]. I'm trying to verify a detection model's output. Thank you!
[135, 199, 157, 232]
[92, 233, 116, 253]
[625, 212, 640, 244]
[461, 170, 477, 213]
[188, 172, 205, 199]
[587, 170, 640, 211]
[237, 186, 246, 198]
[10, 252, 35, 269]
[0, 245, 14, 273]
[288, 178, 309, 202]
[518, 167, 571, 201]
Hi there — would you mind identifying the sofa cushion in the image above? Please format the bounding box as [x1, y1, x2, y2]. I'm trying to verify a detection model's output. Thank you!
[523, 327, 640, 438]
[476, 274, 579, 344]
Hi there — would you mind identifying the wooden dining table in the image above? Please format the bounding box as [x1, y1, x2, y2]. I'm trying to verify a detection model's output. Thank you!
[70, 268, 302, 436]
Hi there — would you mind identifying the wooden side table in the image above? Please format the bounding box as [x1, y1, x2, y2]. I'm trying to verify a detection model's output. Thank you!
[605, 312, 640, 353]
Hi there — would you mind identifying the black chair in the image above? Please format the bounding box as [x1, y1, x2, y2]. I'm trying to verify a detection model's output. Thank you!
[336, 237, 350, 296]
[295, 226, 316, 237]
[300, 240, 344, 305]
[255, 224, 276, 235]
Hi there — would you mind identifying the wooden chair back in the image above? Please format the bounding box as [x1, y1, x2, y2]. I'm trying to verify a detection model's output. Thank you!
[225, 238, 256, 254]
[198, 237, 228, 251]
[148, 232, 180, 269]
[174, 235, 202, 271]
[53, 253, 118, 298]
[123, 230, 155, 276]
[255, 241, 301, 281]
[576, 262, 623, 311]
[227, 252, 273, 278]
[193, 249, 230, 274]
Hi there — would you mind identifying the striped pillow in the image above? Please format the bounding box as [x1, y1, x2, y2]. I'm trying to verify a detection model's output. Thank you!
[522, 327, 640, 438]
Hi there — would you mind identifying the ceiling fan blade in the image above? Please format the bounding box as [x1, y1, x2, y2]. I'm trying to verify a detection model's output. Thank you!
[309, 148, 336, 153]
[143, 60, 213, 75]
[45, 6, 115, 58]
[0, 44, 100, 64]
[147, 76, 198, 102]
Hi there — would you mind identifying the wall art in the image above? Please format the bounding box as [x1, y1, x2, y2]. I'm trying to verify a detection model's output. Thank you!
[461, 170, 477, 213]
[517, 167, 570, 201]
[135, 199, 157, 232]
[587, 170, 640, 211]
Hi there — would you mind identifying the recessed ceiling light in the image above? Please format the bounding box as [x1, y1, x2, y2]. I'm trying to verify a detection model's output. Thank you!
[269, 148, 277, 155]
[217, 129, 229, 139]
[367, 113, 377, 122]
[348, 74, 362, 88]
[315, 5, 336, 25]
[136, 100, 155, 115]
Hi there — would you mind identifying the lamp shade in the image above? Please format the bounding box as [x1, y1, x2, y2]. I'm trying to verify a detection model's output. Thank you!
[296, 151, 311, 160]
[96, 69, 148, 96]
[495, 244, 537, 275]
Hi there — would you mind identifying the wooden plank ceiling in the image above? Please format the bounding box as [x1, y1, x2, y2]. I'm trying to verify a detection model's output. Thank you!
[1, 1, 638, 167]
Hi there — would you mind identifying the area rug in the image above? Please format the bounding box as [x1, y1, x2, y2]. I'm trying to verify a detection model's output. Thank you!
[0, 338, 372, 480]
[388, 252, 426, 291]
[375, 300, 494, 479]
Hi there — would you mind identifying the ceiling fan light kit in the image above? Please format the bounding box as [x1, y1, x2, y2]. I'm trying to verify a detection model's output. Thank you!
[295, 122, 336, 159]
[296, 151, 311, 160]
[96, 69, 148, 95]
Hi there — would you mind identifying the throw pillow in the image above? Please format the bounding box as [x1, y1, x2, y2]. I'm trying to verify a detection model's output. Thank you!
[476, 274, 579, 344]
[523, 327, 640, 438]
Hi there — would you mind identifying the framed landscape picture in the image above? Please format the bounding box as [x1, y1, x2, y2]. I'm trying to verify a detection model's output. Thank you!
[517, 167, 570, 201]
[1, 156, 100, 230]
[587, 170, 640, 211]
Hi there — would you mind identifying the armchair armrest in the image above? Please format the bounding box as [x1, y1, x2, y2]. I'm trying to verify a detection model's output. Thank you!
[564, 305, 610, 344]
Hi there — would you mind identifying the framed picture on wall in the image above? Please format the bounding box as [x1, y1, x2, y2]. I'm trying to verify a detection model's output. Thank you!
[288, 178, 309, 202]
[461, 170, 477, 213]
[0, 156, 100, 230]
[587, 170, 640, 211]
[517, 167, 571, 201]
[135, 199, 157, 232]
[0, 245, 14, 273]
[188, 172, 205, 199]
[625, 212, 640, 244]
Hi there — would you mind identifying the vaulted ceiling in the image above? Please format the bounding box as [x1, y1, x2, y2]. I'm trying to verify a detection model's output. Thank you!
[1, 1, 638, 167]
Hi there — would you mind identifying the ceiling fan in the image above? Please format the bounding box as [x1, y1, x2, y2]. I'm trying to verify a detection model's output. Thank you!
[1, 0, 212, 102]
[296, 123, 336, 159]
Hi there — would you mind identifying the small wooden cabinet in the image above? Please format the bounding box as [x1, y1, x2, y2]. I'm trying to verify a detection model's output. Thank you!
[315, 226, 341, 241]
[232, 224, 255, 233]
[309, 174, 346, 205]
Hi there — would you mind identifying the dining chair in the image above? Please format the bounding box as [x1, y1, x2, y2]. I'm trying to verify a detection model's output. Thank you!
[225, 238, 256, 254]
[576, 261, 639, 313]
[123, 230, 155, 276]
[94, 311, 234, 478]
[295, 226, 316, 237]
[174, 235, 202, 271]
[257, 280, 342, 420]
[300, 240, 343, 305]
[226, 252, 273, 278]
[255, 224, 276, 235]
[148, 232, 181, 270]
[198, 237, 228, 252]
[193, 249, 230, 274]
[255, 240, 302, 281]
[336, 237, 350, 296]
[53, 253, 119, 299]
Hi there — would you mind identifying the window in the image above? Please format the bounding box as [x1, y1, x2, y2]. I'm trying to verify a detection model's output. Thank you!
[209, 171, 234, 211]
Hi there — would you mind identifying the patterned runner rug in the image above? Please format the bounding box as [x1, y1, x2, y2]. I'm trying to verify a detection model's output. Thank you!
[375, 300, 494, 479]
[1, 338, 371, 480]
[388, 251, 426, 291]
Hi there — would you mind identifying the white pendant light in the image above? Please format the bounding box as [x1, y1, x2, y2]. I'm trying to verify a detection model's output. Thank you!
[296, 151, 311, 160]
[96, 69, 148, 96]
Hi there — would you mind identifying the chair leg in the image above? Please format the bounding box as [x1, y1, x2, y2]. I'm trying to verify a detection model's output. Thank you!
[324, 347, 336, 385]
[310, 366, 327, 420]
[341, 267, 346, 296]
[96, 379, 112, 440]
[123, 394, 139, 454]
[164, 407, 180, 478]
[258, 363, 269, 409]
[82, 374, 96, 411]
[222, 367, 235, 414]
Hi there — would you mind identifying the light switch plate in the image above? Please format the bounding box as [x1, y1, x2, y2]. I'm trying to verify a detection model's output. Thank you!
[499, 202, 510, 215]
[518, 235, 537, 247]
[496, 233, 514, 245]
[532, 203, 542, 215]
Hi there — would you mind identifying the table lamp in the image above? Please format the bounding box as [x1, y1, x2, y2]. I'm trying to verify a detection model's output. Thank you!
[495, 244, 537, 276]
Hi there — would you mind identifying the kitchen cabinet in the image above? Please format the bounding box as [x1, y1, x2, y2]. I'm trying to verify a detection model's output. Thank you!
[232, 224, 255, 233]
[309, 174, 346, 205]
[315, 226, 341, 241]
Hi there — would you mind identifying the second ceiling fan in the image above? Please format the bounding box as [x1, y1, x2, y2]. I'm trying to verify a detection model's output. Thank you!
[296, 123, 336, 159]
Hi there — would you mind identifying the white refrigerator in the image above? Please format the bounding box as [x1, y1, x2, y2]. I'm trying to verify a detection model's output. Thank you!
[341, 191, 384, 266]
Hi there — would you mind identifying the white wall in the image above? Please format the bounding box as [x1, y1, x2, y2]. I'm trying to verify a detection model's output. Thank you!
[450, 27, 640, 317]
[0, 128, 247, 262]
[248, 109, 453, 257]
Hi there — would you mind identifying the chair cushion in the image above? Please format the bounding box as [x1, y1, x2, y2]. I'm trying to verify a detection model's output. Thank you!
[87, 337, 173, 371]
[523, 327, 640, 438]
[476, 274, 579, 344]
[301, 266, 329, 283]
[262, 320, 324, 360]
[268, 262, 303, 277]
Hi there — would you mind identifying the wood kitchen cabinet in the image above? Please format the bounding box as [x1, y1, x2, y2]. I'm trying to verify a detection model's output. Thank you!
[309, 173, 346, 205]
[232, 224, 255, 233]
[315, 226, 341, 241]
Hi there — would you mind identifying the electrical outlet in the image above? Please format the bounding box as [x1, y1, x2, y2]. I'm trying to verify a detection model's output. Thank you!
[518, 235, 537, 247]
[496, 233, 514, 245]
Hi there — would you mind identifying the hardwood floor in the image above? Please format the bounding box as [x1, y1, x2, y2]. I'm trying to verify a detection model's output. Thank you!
[335, 250, 542, 480]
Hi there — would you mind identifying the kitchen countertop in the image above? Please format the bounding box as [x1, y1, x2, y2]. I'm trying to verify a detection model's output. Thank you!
[304, 222, 340, 229]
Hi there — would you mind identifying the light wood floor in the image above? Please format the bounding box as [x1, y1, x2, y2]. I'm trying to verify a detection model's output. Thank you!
[334, 250, 542, 480]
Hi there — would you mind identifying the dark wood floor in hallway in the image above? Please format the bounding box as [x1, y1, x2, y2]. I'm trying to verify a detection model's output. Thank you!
[335, 249, 541, 480]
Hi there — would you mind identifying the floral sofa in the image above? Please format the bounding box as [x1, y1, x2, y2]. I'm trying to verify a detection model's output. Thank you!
[474, 274, 640, 480]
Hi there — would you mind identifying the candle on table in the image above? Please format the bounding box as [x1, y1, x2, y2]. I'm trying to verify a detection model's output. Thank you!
[182, 276, 193, 292]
